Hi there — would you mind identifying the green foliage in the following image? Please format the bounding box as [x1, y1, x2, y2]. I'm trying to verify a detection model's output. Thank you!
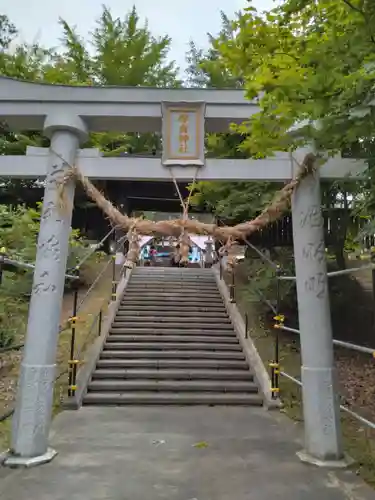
[0, 7, 183, 345]
[239, 250, 295, 311]
[216, 0, 375, 156]
[186, 12, 242, 89]
[186, 11, 279, 222]
[188, 2, 375, 251]
[0, 204, 90, 348]
[0, 6, 181, 202]
[0, 15, 16, 49]
[190, 181, 278, 222]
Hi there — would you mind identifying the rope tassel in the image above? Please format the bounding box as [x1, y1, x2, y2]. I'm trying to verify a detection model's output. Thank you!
[178, 231, 191, 266]
[124, 227, 140, 269]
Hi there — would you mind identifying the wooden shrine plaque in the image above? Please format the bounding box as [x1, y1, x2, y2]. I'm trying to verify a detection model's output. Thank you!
[162, 102, 205, 167]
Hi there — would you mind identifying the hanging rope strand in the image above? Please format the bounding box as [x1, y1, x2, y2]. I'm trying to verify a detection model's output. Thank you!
[167, 166, 200, 265]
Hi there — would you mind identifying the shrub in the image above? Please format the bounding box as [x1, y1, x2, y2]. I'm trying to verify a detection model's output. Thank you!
[0, 204, 91, 348]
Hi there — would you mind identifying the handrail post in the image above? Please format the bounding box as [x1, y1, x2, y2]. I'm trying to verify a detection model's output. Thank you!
[0, 249, 5, 286]
[271, 266, 282, 399]
[372, 268, 375, 327]
[111, 254, 117, 301]
[229, 268, 235, 303]
[245, 312, 249, 339]
[98, 309, 103, 336]
[68, 280, 79, 398]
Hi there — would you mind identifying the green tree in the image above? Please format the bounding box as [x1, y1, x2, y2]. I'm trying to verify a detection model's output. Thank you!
[186, 12, 242, 89]
[0, 204, 90, 347]
[187, 4, 373, 265]
[217, 0, 375, 156]
[186, 11, 279, 223]
[189, 180, 277, 223]
[0, 6, 180, 206]
[0, 14, 16, 49]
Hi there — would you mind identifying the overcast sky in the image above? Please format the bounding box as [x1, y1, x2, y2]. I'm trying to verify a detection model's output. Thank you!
[0, 0, 277, 71]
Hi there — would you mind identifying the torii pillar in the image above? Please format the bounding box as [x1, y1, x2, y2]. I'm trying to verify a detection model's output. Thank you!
[4, 113, 88, 467]
[291, 149, 345, 466]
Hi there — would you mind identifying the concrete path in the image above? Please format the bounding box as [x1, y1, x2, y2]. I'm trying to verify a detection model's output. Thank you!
[1, 406, 374, 500]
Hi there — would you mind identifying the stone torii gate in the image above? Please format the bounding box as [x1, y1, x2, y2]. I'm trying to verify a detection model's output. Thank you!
[0, 76, 366, 467]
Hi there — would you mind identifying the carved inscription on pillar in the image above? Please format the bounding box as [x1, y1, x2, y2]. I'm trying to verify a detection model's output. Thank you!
[47, 160, 67, 188]
[299, 200, 328, 300]
[299, 204, 323, 229]
[12, 363, 56, 455]
[31, 156, 70, 297]
[302, 241, 325, 263]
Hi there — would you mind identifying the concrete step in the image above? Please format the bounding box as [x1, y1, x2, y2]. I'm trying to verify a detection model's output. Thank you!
[116, 310, 228, 318]
[132, 269, 213, 273]
[126, 281, 217, 292]
[88, 380, 258, 393]
[109, 328, 236, 336]
[113, 316, 231, 325]
[124, 293, 222, 300]
[130, 275, 216, 281]
[111, 322, 232, 330]
[132, 266, 213, 276]
[100, 350, 245, 360]
[132, 270, 214, 276]
[127, 284, 217, 289]
[122, 291, 223, 304]
[103, 342, 242, 351]
[106, 335, 238, 344]
[133, 268, 213, 272]
[125, 290, 221, 295]
[127, 283, 218, 289]
[128, 280, 217, 284]
[117, 306, 228, 314]
[120, 300, 225, 308]
[129, 281, 217, 287]
[126, 290, 219, 296]
[83, 391, 263, 406]
[96, 359, 249, 369]
[92, 368, 253, 381]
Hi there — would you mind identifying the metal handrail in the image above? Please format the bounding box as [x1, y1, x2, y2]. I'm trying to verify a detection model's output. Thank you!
[74, 308, 103, 362]
[67, 234, 127, 397]
[217, 234, 375, 400]
[76, 257, 113, 313]
[277, 324, 375, 355]
[279, 370, 375, 430]
[214, 225, 375, 431]
[278, 262, 375, 281]
[0, 343, 24, 354]
[243, 237, 279, 270]
[251, 285, 277, 315]
[70, 225, 117, 271]
[3, 257, 79, 280]
[0, 233, 128, 417]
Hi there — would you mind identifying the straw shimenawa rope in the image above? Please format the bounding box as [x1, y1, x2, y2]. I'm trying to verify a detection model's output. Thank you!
[57, 152, 317, 243]
[168, 166, 199, 264]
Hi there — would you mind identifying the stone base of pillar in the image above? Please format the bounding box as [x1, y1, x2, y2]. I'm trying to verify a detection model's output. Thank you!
[1, 447, 57, 468]
[297, 450, 353, 468]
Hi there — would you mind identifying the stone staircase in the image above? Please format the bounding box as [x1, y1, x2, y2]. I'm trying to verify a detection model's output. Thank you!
[83, 267, 263, 406]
